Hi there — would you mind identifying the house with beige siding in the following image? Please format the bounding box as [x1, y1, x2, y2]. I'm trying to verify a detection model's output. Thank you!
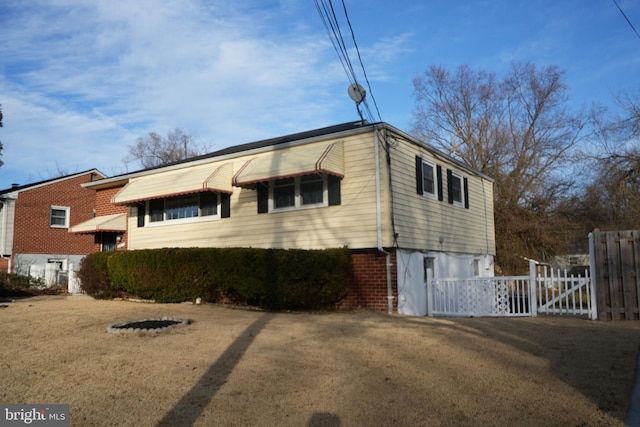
[78, 121, 496, 315]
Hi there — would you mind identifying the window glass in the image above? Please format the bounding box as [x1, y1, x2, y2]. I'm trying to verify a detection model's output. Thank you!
[200, 192, 218, 216]
[268, 174, 333, 212]
[300, 175, 324, 205]
[50, 208, 67, 226]
[274, 178, 295, 209]
[149, 199, 164, 222]
[148, 193, 221, 223]
[422, 162, 435, 195]
[450, 174, 463, 203]
[166, 194, 199, 220]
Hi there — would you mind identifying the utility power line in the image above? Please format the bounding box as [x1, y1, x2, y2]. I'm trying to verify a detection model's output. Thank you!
[612, 0, 640, 42]
[313, 0, 383, 124]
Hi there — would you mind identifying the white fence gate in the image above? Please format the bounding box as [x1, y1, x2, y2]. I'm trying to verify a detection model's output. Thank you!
[427, 261, 597, 319]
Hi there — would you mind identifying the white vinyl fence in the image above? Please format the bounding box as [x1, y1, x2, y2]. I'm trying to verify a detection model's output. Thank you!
[534, 265, 596, 317]
[427, 261, 597, 319]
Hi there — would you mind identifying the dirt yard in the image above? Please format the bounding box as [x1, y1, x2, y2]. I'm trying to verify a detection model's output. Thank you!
[1, 295, 640, 427]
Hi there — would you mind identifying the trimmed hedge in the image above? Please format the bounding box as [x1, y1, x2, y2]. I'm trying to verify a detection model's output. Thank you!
[77, 252, 121, 299]
[78, 247, 351, 310]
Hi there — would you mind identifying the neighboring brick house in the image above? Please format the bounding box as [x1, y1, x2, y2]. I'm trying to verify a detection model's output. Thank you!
[0, 170, 107, 285]
[69, 183, 129, 252]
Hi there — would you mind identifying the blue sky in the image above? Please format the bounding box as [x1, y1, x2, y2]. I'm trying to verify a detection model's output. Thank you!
[0, 0, 639, 188]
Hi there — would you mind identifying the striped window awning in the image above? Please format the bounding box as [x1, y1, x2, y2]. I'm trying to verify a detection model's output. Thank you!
[232, 142, 344, 188]
[69, 213, 127, 234]
[112, 162, 233, 205]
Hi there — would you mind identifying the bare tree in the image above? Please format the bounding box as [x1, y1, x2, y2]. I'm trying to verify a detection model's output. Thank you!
[579, 88, 640, 231]
[44, 162, 78, 179]
[124, 128, 207, 169]
[412, 62, 591, 273]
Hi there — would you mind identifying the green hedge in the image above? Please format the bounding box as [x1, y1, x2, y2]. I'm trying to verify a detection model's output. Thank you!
[77, 252, 121, 299]
[78, 247, 351, 309]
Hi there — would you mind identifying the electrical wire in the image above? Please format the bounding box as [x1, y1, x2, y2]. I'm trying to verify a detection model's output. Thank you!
[340, 0, 383, 123]
[314, 0, 397, 243]
[313, 0, 382, 125]
[313, 0, 357, 86]
[612, 0, 640, 42]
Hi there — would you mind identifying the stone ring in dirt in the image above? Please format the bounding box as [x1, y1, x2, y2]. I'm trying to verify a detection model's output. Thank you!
[107, 317, 190, 334]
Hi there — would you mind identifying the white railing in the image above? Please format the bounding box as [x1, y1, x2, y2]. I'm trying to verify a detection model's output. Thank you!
[427, 261, 597, 319]
[428, 276, 532, 317]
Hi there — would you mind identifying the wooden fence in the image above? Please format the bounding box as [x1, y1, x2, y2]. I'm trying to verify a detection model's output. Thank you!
[589, 230, 640, 321]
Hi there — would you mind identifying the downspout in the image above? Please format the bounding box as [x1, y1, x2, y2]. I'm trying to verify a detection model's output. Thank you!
[0, 199, 6, 256]
[374, 126, 393, 314]
[0, 198, 9, 272]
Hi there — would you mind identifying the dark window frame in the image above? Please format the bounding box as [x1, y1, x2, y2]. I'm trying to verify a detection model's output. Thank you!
[258, 173, 341, 214]
[144, 192, 228, 225]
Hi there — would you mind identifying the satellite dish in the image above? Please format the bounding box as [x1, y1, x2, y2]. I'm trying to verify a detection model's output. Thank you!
[347, 83, 366, 104]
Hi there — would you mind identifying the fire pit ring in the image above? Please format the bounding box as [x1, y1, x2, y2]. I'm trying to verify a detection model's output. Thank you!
[107, 317, 190, 334]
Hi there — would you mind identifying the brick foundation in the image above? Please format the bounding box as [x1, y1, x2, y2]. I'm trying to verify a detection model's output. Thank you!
[340, 249, 398, 312]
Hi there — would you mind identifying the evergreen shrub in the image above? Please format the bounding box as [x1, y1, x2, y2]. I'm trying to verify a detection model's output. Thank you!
[77, 247, 351, 309]
[77, 252, 120, 299]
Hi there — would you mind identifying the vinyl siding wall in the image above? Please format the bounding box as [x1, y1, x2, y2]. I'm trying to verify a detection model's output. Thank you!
[127, 132, 385, 250]
[387, 133, 496, 256]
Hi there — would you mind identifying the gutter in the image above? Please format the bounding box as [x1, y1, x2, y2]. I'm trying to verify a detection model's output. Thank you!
[374, 126, 394, 314]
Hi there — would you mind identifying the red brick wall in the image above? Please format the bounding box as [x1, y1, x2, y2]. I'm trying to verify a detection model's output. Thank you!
[95, 186, 127, 216]
[93, 186, 129, 252]
[340, 250, 398, 312]
[12, 173, 99, 256]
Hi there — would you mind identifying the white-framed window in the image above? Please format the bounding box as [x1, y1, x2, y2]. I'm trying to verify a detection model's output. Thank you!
[48, 258, 68, 271]
[421, 159, 437, 199]
[147, 192, 221, 225]
[50, 206, 70, 228]
[445, 169, 470, 209]
[416, 155, 442, 201]
[450, 172, 463, 206]
[269, 175, 328, 212]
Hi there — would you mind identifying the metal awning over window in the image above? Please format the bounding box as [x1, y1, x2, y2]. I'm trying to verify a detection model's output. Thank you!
[232, 142, 344, 188]
[112, 162, 234, 205]
[69, 213, 127, 234]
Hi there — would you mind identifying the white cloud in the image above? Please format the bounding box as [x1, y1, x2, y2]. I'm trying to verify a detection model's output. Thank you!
[0, 0, 369, 186]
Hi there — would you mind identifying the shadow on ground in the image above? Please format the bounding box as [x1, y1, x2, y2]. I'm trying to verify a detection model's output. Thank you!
[156, 313, 273, 427]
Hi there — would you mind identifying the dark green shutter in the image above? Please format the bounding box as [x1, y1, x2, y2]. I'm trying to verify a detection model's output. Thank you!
[437, 165, 443, 201]
[415, 156, 423, 195]
[463, 177, 469, 209]
[328, 175, 341, 206]
[257, 183, 268, 214]
[447, 169, 454, 204]
[221, 193, 231, 218]
[137, 202, 145, 227]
